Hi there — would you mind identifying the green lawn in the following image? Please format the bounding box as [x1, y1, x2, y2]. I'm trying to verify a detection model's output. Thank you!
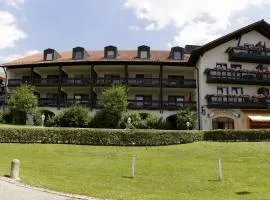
[0, 142, 270, 200]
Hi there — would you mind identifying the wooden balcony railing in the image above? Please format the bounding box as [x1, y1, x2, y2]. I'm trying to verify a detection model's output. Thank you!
[127, 78, 159, 87]
[8, 79, 30, 86]
[206, 95, 270, 109]
[34, 78, 59, 86]
[163, 79, 196, 88]
[205, 68, 270, 85]
[60, 98, 90, 107]
[62, 78, 90, 86]
[38, 98, 58, 107]
[94, 77, 125, 86]
[228, 46, 270, 64]
[163, 101, 197, 110]
[128, 100, 160, 110]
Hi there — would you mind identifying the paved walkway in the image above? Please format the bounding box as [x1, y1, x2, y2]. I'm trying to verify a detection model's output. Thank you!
[0, 177, 98, 200]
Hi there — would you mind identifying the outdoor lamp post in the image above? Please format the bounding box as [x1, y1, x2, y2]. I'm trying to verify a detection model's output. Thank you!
[127, 117, 131, 129]
[186, 121, 190, 130]
[41, 114, 45, 127]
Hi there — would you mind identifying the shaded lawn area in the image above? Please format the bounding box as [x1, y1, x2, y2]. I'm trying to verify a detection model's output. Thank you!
[0, 142, 270, 200]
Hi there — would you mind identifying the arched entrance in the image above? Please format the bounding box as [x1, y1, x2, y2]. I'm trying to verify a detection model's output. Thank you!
[212, 117, 235, 130]
[40, 110, 55, 124]
[166, 114, 178, 129]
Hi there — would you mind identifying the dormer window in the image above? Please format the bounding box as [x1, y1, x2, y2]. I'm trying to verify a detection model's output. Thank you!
[170, 46, 184, 60]
[44, 48, 60, 61]
[173, 51, 182, 60]
[72, 47, 88, 60]
[140, 51, 148, 59]
[107, 50, 115, 59]
[46, 53, 53, 61]
[138, 45, 150, 59]
[104, 45, 117, 59]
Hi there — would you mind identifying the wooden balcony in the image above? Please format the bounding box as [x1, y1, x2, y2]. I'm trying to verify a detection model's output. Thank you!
[8, 79, 30, 86]
[34, 78, 59, 86]
[205, 68, 270, 85]
[38, 98, 58, 107]
[128, 78, 160, 87]
[128, 100, 160, 110]
[163, 79, 196, 88]
[60, 98, 90, 107]
[228, 46, 270, 64]
[163, 101, 197, 110]
[206, 95, 270, 109]
[94, 77, 125, 86]
[62, 78, 90, 86]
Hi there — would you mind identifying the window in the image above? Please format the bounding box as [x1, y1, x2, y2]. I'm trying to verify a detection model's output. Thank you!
[107, 50, 115, 59]
[173, 51, 182, 60]
[216, 63, 227, 70]
[74, 94, 89, 104]
[217, 87, 228, 95]
[75, 51, 83, 60]
[135, 95, 152, 107]
[168, 96, 184, 107]
[232, 87, 243, 95]
[140, 51, 148, 59]
[212, 117, 234, 129]
[46, 53, 53, 61]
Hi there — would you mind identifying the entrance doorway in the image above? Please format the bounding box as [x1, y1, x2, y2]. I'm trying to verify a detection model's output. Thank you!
[212, 117, 234, 129]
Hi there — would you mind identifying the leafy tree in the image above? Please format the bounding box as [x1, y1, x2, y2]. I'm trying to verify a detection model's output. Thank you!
[176, 108, 197, 130]
[93, 85, 128, 128]
[57, 105, 92, 127]
[7, 85, 37, 124]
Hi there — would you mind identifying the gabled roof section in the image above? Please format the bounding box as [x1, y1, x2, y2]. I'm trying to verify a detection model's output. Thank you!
[189, 19, 270, 64]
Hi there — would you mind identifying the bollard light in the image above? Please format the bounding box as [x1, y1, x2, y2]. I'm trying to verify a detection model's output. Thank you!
[186, 121, 190, 130]
[10, 159, 20, 180]
[41, 114, 45, 127]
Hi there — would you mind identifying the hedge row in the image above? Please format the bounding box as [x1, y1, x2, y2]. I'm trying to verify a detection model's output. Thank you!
[0, 127, 203, 146]
[203, 129, 270, 142]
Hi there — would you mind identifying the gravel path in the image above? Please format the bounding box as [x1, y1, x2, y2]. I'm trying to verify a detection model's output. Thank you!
[0, 177, 98, 200]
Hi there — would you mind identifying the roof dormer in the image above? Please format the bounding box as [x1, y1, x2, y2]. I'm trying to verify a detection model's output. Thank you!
[72, 47, 88, 60]
[170, 46, 184, 60]
[104, 45, 117, 59]
[138, 45, 150, 59]
[43, 48, 60, 61]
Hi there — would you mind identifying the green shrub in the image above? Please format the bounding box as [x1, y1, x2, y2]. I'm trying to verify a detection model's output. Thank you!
[176, 108, 197, 130]
[33, 109, 42, 126]
[119, 112, 142, 129]
[91, 110, 120, 128]
[0, 110, 3, 123]
[0, 127, 203, 146]
[57, 106, 92, 128]
[203, 129, 270, 142]
[2, 110, 12, 124]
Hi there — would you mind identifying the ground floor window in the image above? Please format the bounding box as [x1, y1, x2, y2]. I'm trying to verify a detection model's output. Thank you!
[212, 117, 235, 129]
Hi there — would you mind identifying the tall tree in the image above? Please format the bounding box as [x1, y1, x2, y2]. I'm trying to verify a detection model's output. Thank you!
[92, 85, 128, 128]
[8, 85, 37, 124]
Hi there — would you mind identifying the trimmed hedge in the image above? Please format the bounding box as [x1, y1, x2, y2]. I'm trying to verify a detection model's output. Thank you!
[204, 129, 270, 142]
[0, 127, 203, 146]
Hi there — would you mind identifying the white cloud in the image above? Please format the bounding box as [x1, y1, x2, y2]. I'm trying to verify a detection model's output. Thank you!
[0, 11, 27, 49]
[128, 25, 141, 32]
[124, 0, 270, 46]
[1, 50, 40, 63]
[7, 0, 24, 9]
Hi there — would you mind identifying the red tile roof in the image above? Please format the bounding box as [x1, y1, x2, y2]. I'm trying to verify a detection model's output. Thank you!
[1, 50, 190, 67]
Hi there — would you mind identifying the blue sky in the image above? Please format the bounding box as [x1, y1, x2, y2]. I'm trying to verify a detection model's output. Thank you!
[1, 0, 270, 62]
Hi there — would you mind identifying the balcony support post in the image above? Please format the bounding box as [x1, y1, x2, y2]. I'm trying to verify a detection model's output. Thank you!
[89, 65, 94, 110]
[57, 66, 62, 110]
[160, 64, 164, 113]
[30, 67, 34, 85]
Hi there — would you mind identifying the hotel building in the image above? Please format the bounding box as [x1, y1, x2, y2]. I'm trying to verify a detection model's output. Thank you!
[2, 20, 270, 130]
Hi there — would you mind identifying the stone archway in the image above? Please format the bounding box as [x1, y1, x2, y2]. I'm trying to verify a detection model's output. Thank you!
[212, 117, 235, 130]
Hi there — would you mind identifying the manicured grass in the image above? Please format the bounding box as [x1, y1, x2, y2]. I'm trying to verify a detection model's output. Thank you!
[0, 142, 270, 200]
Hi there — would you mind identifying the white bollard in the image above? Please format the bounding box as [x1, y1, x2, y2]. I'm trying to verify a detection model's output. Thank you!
[131, 156, 136, 178]
[10, 159, 20, 180]
[218, 159, 222, 181]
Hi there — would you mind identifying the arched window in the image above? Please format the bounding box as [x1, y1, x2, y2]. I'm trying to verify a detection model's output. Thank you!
[212, 117, 234, 130]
